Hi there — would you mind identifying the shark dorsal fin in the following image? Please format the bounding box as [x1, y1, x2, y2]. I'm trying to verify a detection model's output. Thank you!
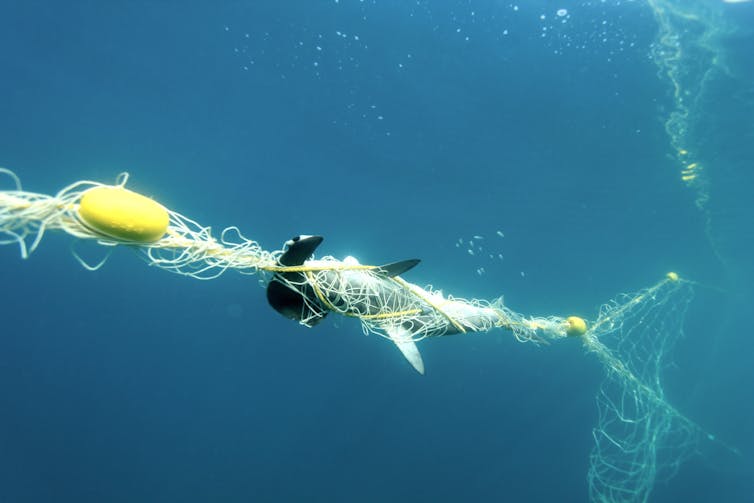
[377, 259, 420, 277]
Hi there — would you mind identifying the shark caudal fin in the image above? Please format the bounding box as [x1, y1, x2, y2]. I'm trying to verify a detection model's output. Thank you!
[278, 235, 323, 266]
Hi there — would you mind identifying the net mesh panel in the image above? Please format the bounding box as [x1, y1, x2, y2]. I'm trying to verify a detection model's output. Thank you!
[585, 278, 700, 503]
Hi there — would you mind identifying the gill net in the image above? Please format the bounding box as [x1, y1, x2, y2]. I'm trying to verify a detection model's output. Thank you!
[1, 170, 721, 501]
[645, 0, 727, 212]
[584, 276, 703, 503]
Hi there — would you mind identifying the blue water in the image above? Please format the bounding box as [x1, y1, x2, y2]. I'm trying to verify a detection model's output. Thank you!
[1, 1, 753, 501]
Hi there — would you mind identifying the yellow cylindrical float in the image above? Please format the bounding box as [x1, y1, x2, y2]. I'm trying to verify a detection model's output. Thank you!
[77, 186, 169, 243]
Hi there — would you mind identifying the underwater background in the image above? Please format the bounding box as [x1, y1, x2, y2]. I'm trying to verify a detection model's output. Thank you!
[1, 1, 753, 501]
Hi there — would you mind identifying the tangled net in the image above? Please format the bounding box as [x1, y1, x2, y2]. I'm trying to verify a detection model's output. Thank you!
[0, 168, 573, 345]
[0, 169, 280, 278]
[275, 257, 572, 343]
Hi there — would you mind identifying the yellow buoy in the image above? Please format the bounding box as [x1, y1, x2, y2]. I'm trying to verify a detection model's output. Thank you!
[78, 186, 169, 243]
[666, 271, 679, 282]
[566, 316, 587, 336]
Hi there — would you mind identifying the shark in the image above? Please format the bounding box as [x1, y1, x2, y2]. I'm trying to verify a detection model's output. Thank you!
[266, 235, 504, 374]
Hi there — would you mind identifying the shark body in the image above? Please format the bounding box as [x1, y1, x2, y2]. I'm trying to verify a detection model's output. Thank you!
[266, 235, 502, 374]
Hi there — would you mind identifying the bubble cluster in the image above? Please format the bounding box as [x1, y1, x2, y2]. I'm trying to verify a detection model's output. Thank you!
[223, 1, 651, 136]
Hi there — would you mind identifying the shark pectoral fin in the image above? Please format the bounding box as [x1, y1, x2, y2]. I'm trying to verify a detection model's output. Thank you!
[386, 326, 425, 375]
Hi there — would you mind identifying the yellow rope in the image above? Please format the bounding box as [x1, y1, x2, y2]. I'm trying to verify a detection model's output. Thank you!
[391, 276, 467, 334]
[491, 308, 514, 330]
[263, 264, 378, 273]
[303, 270, 421, 320]
[360, 309, 424, 320]
[306, 270, 338, 312]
